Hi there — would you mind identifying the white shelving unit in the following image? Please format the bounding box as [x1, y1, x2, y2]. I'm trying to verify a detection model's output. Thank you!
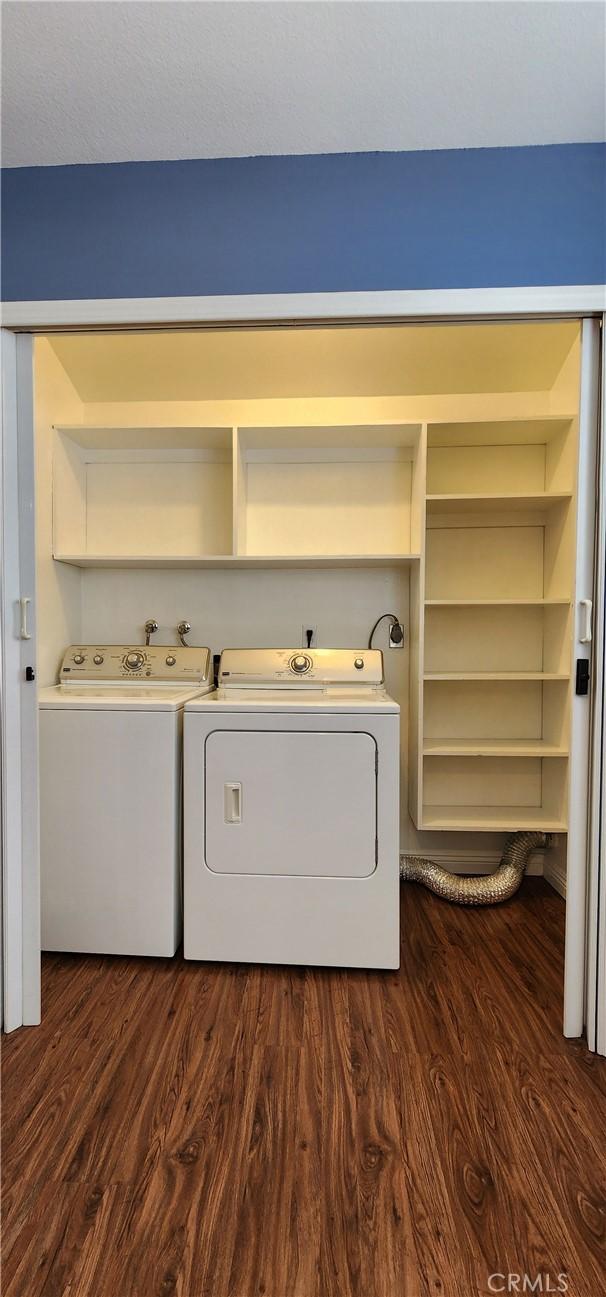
[53, 422, 424, 568]
[233, 424, 424, 560]
[410, 414, 579, 833]
[53, 427, 234, 560]
[52, 410, 581, 837]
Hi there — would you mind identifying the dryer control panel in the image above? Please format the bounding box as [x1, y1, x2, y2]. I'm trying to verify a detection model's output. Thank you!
[219, 648, 384, 687]
[59, 645, 212, 684]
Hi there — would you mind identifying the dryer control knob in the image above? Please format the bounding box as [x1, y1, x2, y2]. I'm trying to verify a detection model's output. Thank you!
[124, 651, 145, 670]
[73, 653, 85, 665]
[354, 658, 364, 669]
[93, 654, 104, 665]
[166, 655, 177, 666]
[290, 654, 311, 674]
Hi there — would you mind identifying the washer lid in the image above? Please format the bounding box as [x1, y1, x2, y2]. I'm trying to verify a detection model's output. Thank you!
[38, 683, 213, 711]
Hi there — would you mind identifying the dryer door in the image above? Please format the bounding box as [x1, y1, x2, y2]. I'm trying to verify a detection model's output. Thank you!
[204, 729, 377, 877]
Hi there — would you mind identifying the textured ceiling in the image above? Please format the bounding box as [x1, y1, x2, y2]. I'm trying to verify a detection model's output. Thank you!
[2, 2, 605, 168]
[48, 323, 578, 404]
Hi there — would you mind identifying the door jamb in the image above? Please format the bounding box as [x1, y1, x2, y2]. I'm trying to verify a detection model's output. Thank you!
[1, 286, 604, 1037]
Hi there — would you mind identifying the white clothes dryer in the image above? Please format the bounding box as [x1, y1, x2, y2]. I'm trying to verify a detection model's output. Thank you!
[184, 648, 400, 969]
[39, 644, 213, 957]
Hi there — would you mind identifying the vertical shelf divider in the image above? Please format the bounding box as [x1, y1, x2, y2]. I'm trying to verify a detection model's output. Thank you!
[232, 426, 246, 557]
[408, 424, 427, 827]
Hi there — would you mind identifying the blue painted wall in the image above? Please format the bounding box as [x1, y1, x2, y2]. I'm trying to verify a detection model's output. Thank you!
[1, 144, 604, 301]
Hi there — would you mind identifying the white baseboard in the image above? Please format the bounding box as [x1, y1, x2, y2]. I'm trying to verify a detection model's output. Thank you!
[543, 857, 567, 898]
[400, 847, 545, 877]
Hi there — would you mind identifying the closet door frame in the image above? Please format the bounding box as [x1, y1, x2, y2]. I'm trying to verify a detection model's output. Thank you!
[1, 288, 603, 1040]
[585, 314, 606, 1054]
[1, 330, 39, 1031]
[564, 318, 602, 1039]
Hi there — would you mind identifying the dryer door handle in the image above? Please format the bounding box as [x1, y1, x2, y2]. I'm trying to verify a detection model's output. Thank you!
[224, 781, 242, 823]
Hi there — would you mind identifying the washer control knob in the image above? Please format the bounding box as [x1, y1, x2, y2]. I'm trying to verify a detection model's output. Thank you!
[354, 657, 364, 670]
[93, 654, 104, 665]
[124, 651, 145, 671]
[165, 655, 177, 667]
[290, 654, 311, 674]
[73, 653, 85, 665]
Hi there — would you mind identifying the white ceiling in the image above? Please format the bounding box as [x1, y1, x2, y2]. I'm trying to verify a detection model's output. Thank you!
[2, 2, 605, 168]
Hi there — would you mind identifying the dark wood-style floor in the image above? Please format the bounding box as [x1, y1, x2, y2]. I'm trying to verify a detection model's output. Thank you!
[2, 880, 605, 1297]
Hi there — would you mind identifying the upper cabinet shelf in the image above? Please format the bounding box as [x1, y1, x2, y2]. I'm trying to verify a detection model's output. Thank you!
[54, 553, 421, 570]
[53, 422, 424, 567]
[53, 427, 234, 561]
[426, 418, 575, 499]
[234, 423, 424, 561]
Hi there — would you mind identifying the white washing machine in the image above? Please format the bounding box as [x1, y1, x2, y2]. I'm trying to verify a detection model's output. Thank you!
[184, 648, 400, 969]
[39, 644, 213, 957]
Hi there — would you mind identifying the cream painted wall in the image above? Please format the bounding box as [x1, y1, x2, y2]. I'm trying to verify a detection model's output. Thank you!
[34, 339, 83, 686]
[50, 323, 579, 403]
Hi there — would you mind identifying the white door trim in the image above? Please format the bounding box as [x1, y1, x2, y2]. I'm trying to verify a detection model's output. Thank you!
[2, 285, 605, 330]
[1, 332, 25, 1030]
[1, 331, 40, 1031]
[15, 336, 40, 1026]
[564, 318, 602, 1039]
[586, 314, 606, 1054]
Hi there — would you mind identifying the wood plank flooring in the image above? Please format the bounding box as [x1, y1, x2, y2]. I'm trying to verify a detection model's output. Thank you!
[2, 880, 605, 1297]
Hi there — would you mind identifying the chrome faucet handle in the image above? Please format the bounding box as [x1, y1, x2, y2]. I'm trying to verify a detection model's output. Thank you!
[177, 621, 191, 647]
[144, 619, 158, 646]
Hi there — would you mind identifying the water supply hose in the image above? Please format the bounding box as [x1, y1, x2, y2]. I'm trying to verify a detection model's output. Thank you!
[400, 830, 548, 906]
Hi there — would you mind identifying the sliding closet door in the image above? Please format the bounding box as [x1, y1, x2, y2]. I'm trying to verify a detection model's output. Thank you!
[564, 317, 602, 1040]
[585, 315, 606, 1055]
[1, 331, 40, 1030]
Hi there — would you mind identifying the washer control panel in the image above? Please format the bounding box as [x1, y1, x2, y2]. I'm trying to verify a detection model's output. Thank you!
[219, 648, 384, 687]
[59, 645, 212, 684]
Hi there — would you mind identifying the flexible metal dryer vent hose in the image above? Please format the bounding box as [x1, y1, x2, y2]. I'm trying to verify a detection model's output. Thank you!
[400, 830, 549, 906]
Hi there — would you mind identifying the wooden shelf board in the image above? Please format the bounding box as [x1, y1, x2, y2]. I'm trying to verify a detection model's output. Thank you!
[421, 805, 567, 832]
[426, 418, 575, 448]
[423, 739, 568, 758]
[426, 492, 572, 515]
[55, 425, 233, 451]
[54, 552, 422, 570]
[425, 598, 570, 608]
[424, 671, 569, 682]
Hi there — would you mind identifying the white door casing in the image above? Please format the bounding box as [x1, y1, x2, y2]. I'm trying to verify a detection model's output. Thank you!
[0, 289, 603, 1030]
[586, 315, 606, 1055]
[564, 318, 602, 1039]
[1, 330, 40, 1030]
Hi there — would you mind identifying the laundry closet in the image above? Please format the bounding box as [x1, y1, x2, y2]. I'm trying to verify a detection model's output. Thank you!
[33, 320, 587, 939]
